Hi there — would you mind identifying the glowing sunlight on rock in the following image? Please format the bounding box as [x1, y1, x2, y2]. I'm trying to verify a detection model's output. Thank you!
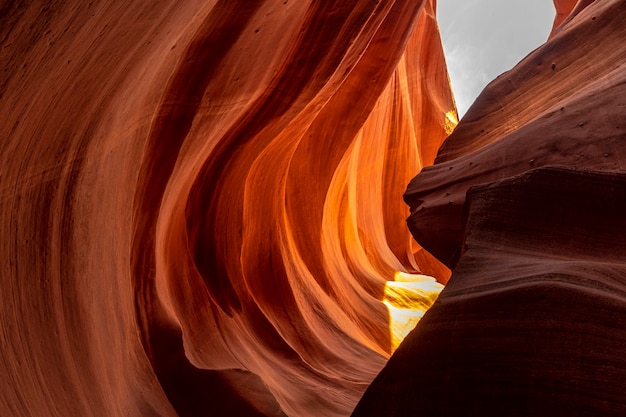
[384, 272, 444, 351]
[444, 109, 459, 135]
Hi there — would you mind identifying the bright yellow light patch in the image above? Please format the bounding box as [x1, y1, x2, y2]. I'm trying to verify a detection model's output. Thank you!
[444, 110, 459, 135]
[383, 272, 444, 352]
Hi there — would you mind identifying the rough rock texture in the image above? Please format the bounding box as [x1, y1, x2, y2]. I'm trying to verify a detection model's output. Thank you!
[354, 167, 626, 416]
[0, 1, 453, 416]
[355, 0, 626, 415]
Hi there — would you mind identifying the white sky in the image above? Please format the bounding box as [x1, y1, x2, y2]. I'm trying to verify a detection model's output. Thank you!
[437, 0, 555, 117]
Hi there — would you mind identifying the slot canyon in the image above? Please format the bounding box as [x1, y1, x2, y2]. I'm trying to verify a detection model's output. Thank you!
[1, 0, 624, 416]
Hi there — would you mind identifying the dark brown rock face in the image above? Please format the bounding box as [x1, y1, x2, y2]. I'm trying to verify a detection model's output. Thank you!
[353, 167, 626, 416]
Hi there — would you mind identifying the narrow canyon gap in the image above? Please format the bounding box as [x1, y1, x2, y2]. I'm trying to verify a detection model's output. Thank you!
[1, 0, 625, 416]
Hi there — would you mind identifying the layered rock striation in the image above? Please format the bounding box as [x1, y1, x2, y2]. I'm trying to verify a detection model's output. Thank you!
[2, 0, 624, 415]
[0, 1, 453, 416]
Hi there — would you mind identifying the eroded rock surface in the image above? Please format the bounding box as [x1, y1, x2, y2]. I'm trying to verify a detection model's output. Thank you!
[354, 167, 626, 416]
[0, 1, 453, 416]
[3, 0, 623, 415]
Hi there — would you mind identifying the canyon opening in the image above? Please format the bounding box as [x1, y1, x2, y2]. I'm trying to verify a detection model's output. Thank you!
[1, 1, 625, 416]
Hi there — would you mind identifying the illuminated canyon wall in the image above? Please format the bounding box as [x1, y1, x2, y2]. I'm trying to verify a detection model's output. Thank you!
[1, 0, 624, 416]
[0, 1, 452, 416]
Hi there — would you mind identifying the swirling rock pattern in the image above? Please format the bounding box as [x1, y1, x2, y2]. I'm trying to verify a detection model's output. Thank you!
[0, 1, 453, 416]
[355, 0, 626, 415]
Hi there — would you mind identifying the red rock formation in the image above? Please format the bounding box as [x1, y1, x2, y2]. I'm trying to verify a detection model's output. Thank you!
[355, 0, 626, 415]
[0, 1, 453, 416]
[355, 167, 626, 416]
[5, 0, 621, 414]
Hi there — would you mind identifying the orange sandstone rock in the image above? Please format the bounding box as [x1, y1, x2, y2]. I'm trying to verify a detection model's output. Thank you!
[0, 1, 453, 416]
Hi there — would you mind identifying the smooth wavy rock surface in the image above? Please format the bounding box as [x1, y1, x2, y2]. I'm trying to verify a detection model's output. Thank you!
[0, 1, 454, 416]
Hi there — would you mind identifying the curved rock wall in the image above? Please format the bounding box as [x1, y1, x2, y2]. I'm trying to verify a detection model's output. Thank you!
[355, 0, 626, 415]
[5, 0, 619, 415]
[0, 1, 454, 416]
